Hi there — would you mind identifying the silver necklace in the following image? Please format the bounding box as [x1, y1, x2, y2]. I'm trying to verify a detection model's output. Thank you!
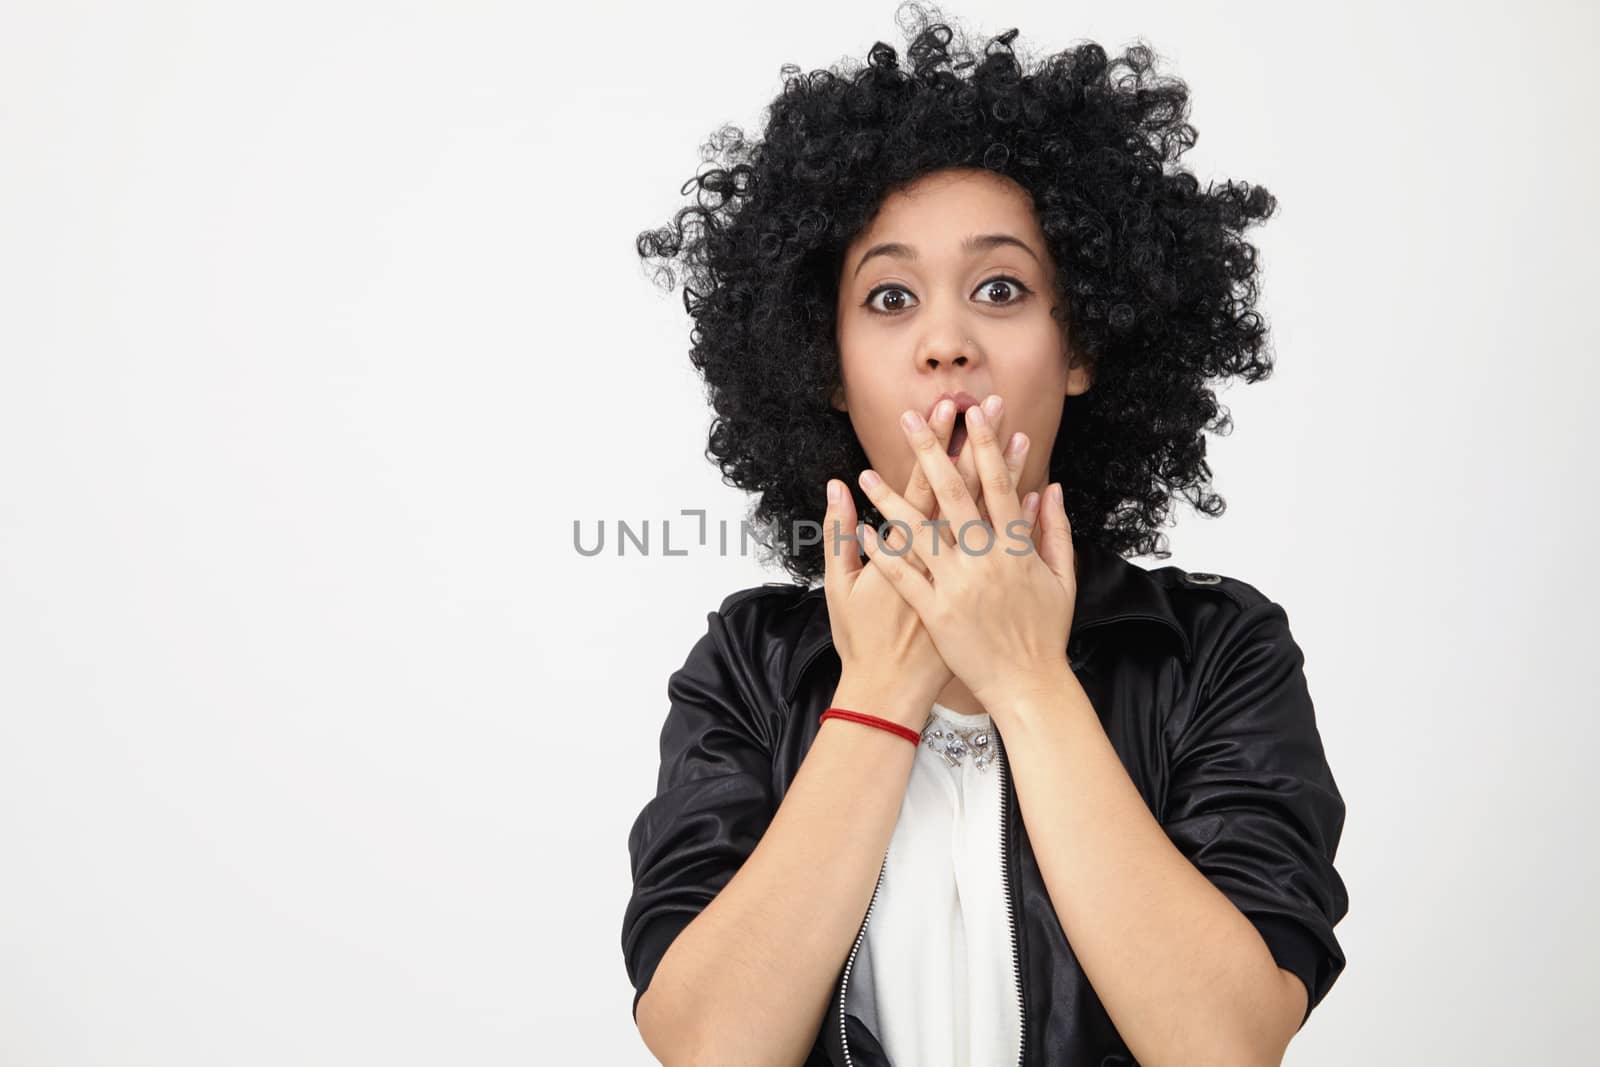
[921, 717, 996, 771]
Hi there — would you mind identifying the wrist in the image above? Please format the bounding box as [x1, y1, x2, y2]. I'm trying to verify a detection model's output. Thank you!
[830, 673, 935, 732]
[974, 659, 1077, 719]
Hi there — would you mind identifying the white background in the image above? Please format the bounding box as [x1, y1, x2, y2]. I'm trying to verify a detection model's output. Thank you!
[2, 1, 1594, 1063]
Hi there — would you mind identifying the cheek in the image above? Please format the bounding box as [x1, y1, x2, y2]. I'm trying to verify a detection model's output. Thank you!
[991, 360, 1065, 481]
[849, 412, 907, 476]
[994, 345, 1071, 418]
[842, 406, 920, 497]
[836, 344, 899, 414]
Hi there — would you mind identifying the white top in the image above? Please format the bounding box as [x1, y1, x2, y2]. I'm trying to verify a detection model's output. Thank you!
[843, 701, 1023, 1065]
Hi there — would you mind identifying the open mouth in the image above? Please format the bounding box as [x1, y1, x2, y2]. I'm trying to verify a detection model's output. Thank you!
[947, 410, 969, 458]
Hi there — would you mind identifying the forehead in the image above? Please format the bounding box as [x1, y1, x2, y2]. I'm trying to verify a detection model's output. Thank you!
[848, 168, 1043, 250]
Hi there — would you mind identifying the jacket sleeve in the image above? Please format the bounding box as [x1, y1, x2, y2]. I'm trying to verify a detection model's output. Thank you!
[620, 596, 780, 1023]
[1161, 597, 1350, 1030]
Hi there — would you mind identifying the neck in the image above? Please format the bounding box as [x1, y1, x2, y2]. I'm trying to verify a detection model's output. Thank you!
[933, 673, 983, 717]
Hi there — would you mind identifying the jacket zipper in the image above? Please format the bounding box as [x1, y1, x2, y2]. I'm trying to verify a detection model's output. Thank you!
[837, 734, 1027, 1067]
[838, 848, 888, 1066]
[996, 728, 1026, 1067]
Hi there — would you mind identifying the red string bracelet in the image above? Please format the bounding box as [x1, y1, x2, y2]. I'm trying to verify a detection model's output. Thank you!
[820, 707, 922, 746]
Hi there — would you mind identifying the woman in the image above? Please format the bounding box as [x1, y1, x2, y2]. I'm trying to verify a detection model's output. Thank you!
[621, 7, 1349, 1065]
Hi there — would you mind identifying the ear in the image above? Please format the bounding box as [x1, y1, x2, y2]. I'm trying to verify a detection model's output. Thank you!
[1063, 343, 1094, 398]
[830, 381, 848, 412]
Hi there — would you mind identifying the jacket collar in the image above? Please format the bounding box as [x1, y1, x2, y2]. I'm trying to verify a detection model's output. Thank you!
[781, 534, 1192, 704]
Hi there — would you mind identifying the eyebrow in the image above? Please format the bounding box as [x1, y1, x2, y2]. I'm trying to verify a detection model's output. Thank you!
[851, 232, 1042, 280]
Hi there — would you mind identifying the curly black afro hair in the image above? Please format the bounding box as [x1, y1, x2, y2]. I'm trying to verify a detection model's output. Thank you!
[637, 2, 1280, 586]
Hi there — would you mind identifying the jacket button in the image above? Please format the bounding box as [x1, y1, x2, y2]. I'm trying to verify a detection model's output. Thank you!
[1185, 571, 1222, 584]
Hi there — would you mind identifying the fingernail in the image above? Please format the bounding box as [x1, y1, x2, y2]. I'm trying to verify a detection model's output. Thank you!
[966, 404, 986, 428]
[860, 469, 882, 490]
[1023, 491, 1039, 516]
[828, 480, 841, 504]
[1007, 432, 1026, 456]
[901, 410, 924, 433]
[985, 394, 1003, 417]
[935, 399, 954, 422]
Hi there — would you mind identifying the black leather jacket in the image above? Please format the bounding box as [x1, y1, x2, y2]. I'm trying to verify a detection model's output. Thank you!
[622, 535, 1349, 1065]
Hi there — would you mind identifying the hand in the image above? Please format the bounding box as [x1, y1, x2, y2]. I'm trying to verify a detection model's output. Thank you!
[854, 394, 1079, 711]
[822, 397, 1026, 724]
[930, 394, 1015, 535]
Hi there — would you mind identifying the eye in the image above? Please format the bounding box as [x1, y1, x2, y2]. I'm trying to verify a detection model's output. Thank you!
[861, 275, 1033, 316]
[863, 284, 916, 315]
[974, 275, 1031, 306]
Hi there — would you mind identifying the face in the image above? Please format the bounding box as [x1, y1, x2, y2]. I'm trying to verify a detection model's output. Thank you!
[832, 167, 1091, 507]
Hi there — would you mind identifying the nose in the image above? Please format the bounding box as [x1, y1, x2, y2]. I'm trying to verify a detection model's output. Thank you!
[921, 348, 973, 370]
[910, 289, 984, 372]
[916, 331, 981, 371]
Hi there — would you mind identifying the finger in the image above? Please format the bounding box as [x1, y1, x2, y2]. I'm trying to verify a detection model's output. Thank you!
[1004, 429, 1028, 486]
[904, 399, 958, 547]
[962, 399, 1022, 532]
[858, 466, 947, 575]
[860, 521, 936, 618]
[882, 519, 933, 580]
[1036, 481, 1075, 581]
[893, 398, 954, 576]
[821, 478, 862, 608]
[897, 409, 981, 539]
[952, 394, 1001, 527]
[1004, 489, 1042, 560]
[978, 426, 1029, 528]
